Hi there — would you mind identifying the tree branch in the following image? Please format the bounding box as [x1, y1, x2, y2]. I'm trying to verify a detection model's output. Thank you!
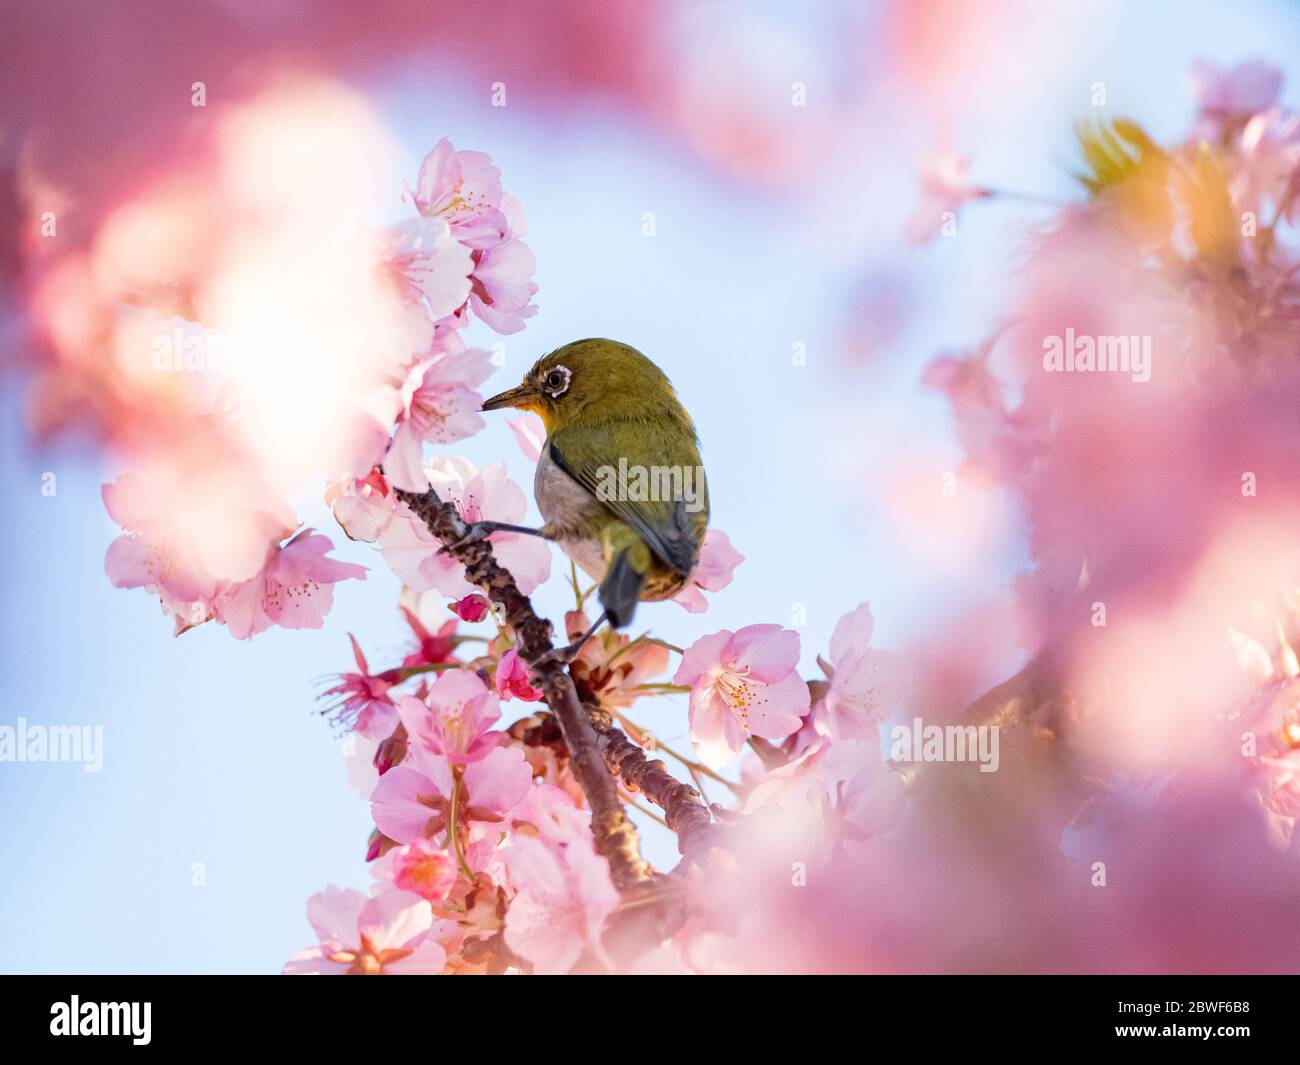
[582, 703, 723, 865]
[393, 484, 702, 891]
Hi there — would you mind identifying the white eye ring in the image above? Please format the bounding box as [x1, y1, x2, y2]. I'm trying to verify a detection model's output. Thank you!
[543, 364, 572, 398]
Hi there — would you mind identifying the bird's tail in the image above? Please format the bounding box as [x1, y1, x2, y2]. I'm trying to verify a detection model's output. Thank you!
[599, 548, 644, 629]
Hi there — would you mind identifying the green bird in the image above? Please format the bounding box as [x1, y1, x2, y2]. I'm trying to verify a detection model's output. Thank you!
[474, 338, 710, 656]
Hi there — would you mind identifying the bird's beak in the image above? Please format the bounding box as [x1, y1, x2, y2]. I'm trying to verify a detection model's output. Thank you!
[481, 383, 540, 412]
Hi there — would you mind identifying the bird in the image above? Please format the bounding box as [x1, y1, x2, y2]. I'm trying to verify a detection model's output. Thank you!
[472, 338, 709, 658]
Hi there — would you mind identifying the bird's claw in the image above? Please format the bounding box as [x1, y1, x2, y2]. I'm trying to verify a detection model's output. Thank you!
[532, 641, 585, 672]
[437, 521, 495, 556]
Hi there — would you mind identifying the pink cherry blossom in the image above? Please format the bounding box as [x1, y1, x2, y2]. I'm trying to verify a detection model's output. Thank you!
[213, 529, 367, 640]
[507, 411, 546, 463]
[1234, 108, 1300, 222]
[408, 138, 508, 248]
[672, 529, 744, 613]
[379, 457, 551, 597]
[385, 345, 493, 493]
[398, 605, 459, 669]
[565, 609, 669, 710]
[449, 593, 491, 622]
[468, 236, 539, 334]
[321, 634, 401, 738]
[372, 841, 460, 904]
[816, 603, 905, 741]
[104, 531, 217, 636]
[744, 739, 907, 854]
[325, 467, 396, 543]
[283, 885, 445, 975]
[503, 804, 620, 974]
[396, 669, 502, 765]
[496, 649, 543, 702]
[380, 215, 474, 325]
[674, 624, 811, 771]
[102, 471, 295, 635]
[919, 346, 1029, 480]
[1190, 59, 1282, 126]
[905, 150, 989, 245]
[371, 745, 531, 845]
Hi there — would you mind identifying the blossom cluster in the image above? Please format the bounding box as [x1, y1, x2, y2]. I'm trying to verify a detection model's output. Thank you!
[288, 577, 901, 973]
[95, 130, 539, 636]
[836, 58, 1300, 973]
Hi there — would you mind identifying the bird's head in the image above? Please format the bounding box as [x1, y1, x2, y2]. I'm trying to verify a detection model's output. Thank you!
[481, 338, 692, 436]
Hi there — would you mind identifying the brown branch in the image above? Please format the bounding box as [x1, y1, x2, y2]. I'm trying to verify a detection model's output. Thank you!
[393, 484, 662, 890]
[961, 648, 1066, 730]
[583, 702, 722, 865]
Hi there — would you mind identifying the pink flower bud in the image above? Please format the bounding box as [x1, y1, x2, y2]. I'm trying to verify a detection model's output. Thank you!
[450, 593, 491, 623]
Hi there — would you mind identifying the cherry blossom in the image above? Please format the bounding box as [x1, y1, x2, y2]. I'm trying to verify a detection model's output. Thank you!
[379, 457, 551, 597]
[815, 603, 905, 741]
[905, 150, 989, 245]
[325, 467, 396, 543]
[408, 138, 508, 248]
[565, 609, 670, 710]
[75, 71, 1300, 980]
[102, 471, 295, 635]
[379, 215, 474, 328]
[503, 805, 620, 974]
[468, 236, 539, 335]
[213, 530, 367, 640]
[507, 412, 546, 463]
[284, 886, 445, 975]
[1190, 59, 1282, 133]
[385, 344, 493, 493]
[397, 604, 459, 670]
[372, 841, 460, 904]
[321, 635, 400, 738]
[397, 669, 502, 765]
[495, 649, 543, 702]
[674, 624, 811, 770]
[370, 745, 531, 845]
[744, 739, 907, 855]
[672, 529, 744, 613]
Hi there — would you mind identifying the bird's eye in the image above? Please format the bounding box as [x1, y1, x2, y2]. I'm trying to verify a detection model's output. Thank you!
[543, 365, 572, 398]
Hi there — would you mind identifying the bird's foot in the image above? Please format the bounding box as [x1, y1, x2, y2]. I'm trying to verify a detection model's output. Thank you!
[532, 612, 609, 672]
[531, 639, 589, 672]
[438, 520, 545, 555]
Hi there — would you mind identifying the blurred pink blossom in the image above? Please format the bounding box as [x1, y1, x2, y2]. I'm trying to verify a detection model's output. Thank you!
[905, 150, 988, 245]
[507, 412, 547, 463]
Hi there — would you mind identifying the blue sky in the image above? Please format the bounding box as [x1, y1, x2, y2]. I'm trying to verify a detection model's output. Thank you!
[3, 0, 1300, 972]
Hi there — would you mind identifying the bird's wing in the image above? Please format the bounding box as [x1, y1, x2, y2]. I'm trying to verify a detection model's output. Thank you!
[548, 424, 706, 576]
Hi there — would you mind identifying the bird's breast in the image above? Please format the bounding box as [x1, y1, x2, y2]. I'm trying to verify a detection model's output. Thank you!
[534, 446, 607, 537]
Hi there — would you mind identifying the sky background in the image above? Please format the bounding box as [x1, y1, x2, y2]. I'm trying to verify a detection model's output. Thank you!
[3, 0, 1300, 972]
